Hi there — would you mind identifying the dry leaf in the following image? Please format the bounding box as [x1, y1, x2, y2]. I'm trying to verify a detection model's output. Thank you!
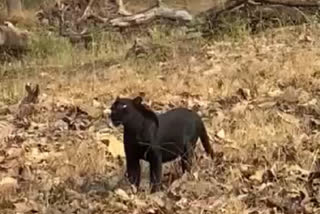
[257, 101, 277, 109]
[277, 112, 300, 126]
[193, 172, 199, 181]
[216, 129, 225, 139]
[146, 208, 157, 214]
[231, 102, 248, 115]
[133, 198, 148, 208]
[111, 201, 128, 210]
[149, 192, 165, 208]
[176, 197, 189, 209]
[0, 120, 15, 142]
[93, 98, 102, 108]
[268, 89, 283, 97]
[97, 132, 125, 158]
[249, 169, 265, 183]
[79, 103, 102, 119]
[0, 155, 4, 163]
[237, 88, 251, 100]
[6, 147, 23, 160]
[115, 188, 130, 201]
[14, 200, 39, 213]
[0, 176, 18, 195]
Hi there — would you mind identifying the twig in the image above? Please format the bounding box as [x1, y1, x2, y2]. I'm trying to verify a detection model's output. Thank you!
[77, 0, 96, 23]
[88, 14, 109, 23]
[116, 0, 132, 16]
[156, 0, 163, 7]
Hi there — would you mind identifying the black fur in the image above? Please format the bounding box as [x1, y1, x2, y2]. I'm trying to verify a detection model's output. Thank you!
[110, 96, 215, 193]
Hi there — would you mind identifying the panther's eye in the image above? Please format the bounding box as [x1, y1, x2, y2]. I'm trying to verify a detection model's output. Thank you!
[117, 104, 127, 109]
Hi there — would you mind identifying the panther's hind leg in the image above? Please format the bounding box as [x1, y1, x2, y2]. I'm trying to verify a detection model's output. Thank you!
[180, 137, 197, 173]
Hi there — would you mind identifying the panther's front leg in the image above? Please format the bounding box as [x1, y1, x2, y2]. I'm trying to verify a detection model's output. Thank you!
[148, 149, 162, 193]
[124, 134, 141, 188]
[126, 155, 141, 187]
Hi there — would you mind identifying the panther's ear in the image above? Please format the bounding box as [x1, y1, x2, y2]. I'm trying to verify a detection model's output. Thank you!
[133, 96, 143, 105]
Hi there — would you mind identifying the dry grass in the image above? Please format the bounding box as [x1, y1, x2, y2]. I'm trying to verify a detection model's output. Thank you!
[50, 141, 107, 181]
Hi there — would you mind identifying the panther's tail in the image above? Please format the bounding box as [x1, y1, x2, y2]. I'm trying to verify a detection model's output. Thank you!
[199, 121, 215, 159]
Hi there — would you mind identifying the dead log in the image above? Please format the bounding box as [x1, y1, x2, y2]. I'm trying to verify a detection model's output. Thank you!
[110, 5, 192, 27]
[200, 0, 320, 18]
[0, 21, 30, 60]
[198, 0, 248, 19]
[0, 22, 29, 47]
[255, 0, 320, 7]
[197, 0, 320, 36]
[77, 0, 192, 27]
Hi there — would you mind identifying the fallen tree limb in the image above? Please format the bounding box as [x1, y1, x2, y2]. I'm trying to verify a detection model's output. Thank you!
[195, 0, 320, 37]
[77, 0, 133, 23]
[255, 0, 320, 7]
[199, 0, 320, 18]
[110, 5, 193, 27]
[0, 22, 30, 60]
[116, 0, 132, 16]
[198, 0, 247, 18]
[77, 0, 96, 23]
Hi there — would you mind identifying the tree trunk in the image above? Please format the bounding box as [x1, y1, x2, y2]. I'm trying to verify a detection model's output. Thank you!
[6, 0, 22, 17]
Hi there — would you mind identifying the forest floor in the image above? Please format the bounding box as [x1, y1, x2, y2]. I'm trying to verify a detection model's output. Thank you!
[1, 1, 320, 214]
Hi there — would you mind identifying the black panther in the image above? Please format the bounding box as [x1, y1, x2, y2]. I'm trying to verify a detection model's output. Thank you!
[110, 96, 215, 193]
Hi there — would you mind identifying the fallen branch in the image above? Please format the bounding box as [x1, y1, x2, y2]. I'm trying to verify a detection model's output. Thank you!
[116, 0, 132, 16]
[77, 0, 96, 23]
[77, 0, 132, 24]
[200, 0, 320, 18]
[110, 4, 193, 27]
[0, 21, 30, 60]
[198, 0, 247, 18]
[58, 4, 92, 48]
[256, 0, 320, 7]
